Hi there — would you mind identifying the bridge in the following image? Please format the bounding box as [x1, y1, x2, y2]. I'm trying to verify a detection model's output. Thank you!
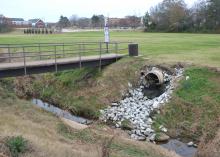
[0, 42, 132, 78]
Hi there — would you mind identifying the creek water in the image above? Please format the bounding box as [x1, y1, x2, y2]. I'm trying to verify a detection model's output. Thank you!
[32, 98, 92, 124]
[160, 139, 197, 157]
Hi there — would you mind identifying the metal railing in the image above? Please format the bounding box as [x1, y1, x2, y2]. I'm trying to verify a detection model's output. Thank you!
[0, 42, 131, 73]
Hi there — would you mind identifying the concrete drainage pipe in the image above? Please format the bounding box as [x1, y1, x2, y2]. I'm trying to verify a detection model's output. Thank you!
[145, 69, 164, 86]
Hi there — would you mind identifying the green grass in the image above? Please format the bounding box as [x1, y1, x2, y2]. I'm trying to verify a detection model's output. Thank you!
[154, 67, 220, 142]
[14, 57, 145, 119]
[111, 143, 151, 157]
[0, 30, 220, 67]
[16, 67, 102, 119]
[6, 136, 28, 157]
[57, 123, 97, 143]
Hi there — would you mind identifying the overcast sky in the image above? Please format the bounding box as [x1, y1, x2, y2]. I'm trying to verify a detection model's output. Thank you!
[1, 0, 197, 22]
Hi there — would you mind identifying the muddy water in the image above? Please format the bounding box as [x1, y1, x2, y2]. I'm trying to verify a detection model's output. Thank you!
[160, 139, 197, 157]
[142, 84, 166, 99]
[32, 99, 92, 124]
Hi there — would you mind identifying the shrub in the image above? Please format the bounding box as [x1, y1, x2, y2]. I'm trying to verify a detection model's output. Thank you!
[6, 136, 27, 157]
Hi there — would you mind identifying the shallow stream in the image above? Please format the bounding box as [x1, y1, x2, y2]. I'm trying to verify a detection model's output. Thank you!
[160, 139, 197, 157]
[32, 98, 92, 124]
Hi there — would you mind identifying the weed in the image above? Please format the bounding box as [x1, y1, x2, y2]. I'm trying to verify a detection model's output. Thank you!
[6, 136, 27, 157]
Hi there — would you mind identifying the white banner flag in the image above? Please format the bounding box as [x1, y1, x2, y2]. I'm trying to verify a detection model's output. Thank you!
[104, 17, 110, 43]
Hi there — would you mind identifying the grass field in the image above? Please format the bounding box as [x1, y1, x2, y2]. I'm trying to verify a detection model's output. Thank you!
[0, 30, 220, 67]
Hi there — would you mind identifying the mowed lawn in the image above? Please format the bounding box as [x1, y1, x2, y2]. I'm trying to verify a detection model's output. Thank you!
[0, 30, 220, 67]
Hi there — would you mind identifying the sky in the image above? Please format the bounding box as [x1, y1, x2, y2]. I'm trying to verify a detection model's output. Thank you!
[1, 0, 197, 22]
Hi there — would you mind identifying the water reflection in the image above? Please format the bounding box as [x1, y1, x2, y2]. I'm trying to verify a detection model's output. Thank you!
[32, 98, 92, 125]
[160, 139, 197, 157]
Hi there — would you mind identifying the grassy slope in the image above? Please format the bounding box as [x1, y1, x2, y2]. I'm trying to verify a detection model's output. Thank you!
[153, 67, 220, 156]
[0, 30, 220, 67]
[0, 79, 179, 157]
[14, 57, 145, 119]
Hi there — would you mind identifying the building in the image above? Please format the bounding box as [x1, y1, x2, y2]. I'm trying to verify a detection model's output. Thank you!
[0, 15, 12, 25]
[28, 19, 45, 28]
[9, 18, 29, 27]
[0, 15, 4, 24]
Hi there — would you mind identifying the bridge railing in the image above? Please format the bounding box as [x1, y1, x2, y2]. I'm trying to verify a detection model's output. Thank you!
[0, 42, 131, 64]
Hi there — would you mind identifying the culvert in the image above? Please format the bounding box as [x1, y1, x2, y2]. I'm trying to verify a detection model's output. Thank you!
[145, 69, 164, 86]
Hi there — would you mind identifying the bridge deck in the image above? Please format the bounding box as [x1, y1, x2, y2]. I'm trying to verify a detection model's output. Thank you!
[0, 53, 126, 78]
[0, 53, 125, 70]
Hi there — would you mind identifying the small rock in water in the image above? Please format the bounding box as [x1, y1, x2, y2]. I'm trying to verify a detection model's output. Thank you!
[187, 141, 194, 147]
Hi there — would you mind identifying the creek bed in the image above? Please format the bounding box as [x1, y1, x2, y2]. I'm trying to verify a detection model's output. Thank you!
[32, 98, 92, 125]
[159, 139, 197, 157]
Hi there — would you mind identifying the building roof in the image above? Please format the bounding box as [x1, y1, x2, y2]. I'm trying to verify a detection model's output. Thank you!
[9, 18, 24, 21]
[28, 19, 41, 23]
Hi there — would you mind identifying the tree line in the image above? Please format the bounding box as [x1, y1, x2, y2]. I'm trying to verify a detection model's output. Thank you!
[58, 15, 142, 29]
[143, 0, 220, 32]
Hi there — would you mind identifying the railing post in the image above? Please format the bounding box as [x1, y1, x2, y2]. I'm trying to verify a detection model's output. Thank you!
[115, 42, 118, 62]
[106, 42, 109, 53]
[23, 47, 27, 75]
[79, 43, 82, 69]
[8, 44, 11, 63]
[62, 43, 65, 58]
[54, 45, 57, 73]
[99, 42, 102, 71]
[38, 43, 42, 60]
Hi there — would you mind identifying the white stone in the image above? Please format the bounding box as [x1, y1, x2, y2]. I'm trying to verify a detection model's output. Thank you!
[187, 141, 194, 147]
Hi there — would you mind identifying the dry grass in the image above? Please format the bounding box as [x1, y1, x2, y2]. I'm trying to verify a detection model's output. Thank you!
[0, 99, 101, 157]
[0, 95, 181, 157]
[197, 129, 220, 157]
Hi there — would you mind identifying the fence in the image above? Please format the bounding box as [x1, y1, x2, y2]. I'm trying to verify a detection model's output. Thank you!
[0, 42, 132, 76]
[0, 42, 130, 64]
